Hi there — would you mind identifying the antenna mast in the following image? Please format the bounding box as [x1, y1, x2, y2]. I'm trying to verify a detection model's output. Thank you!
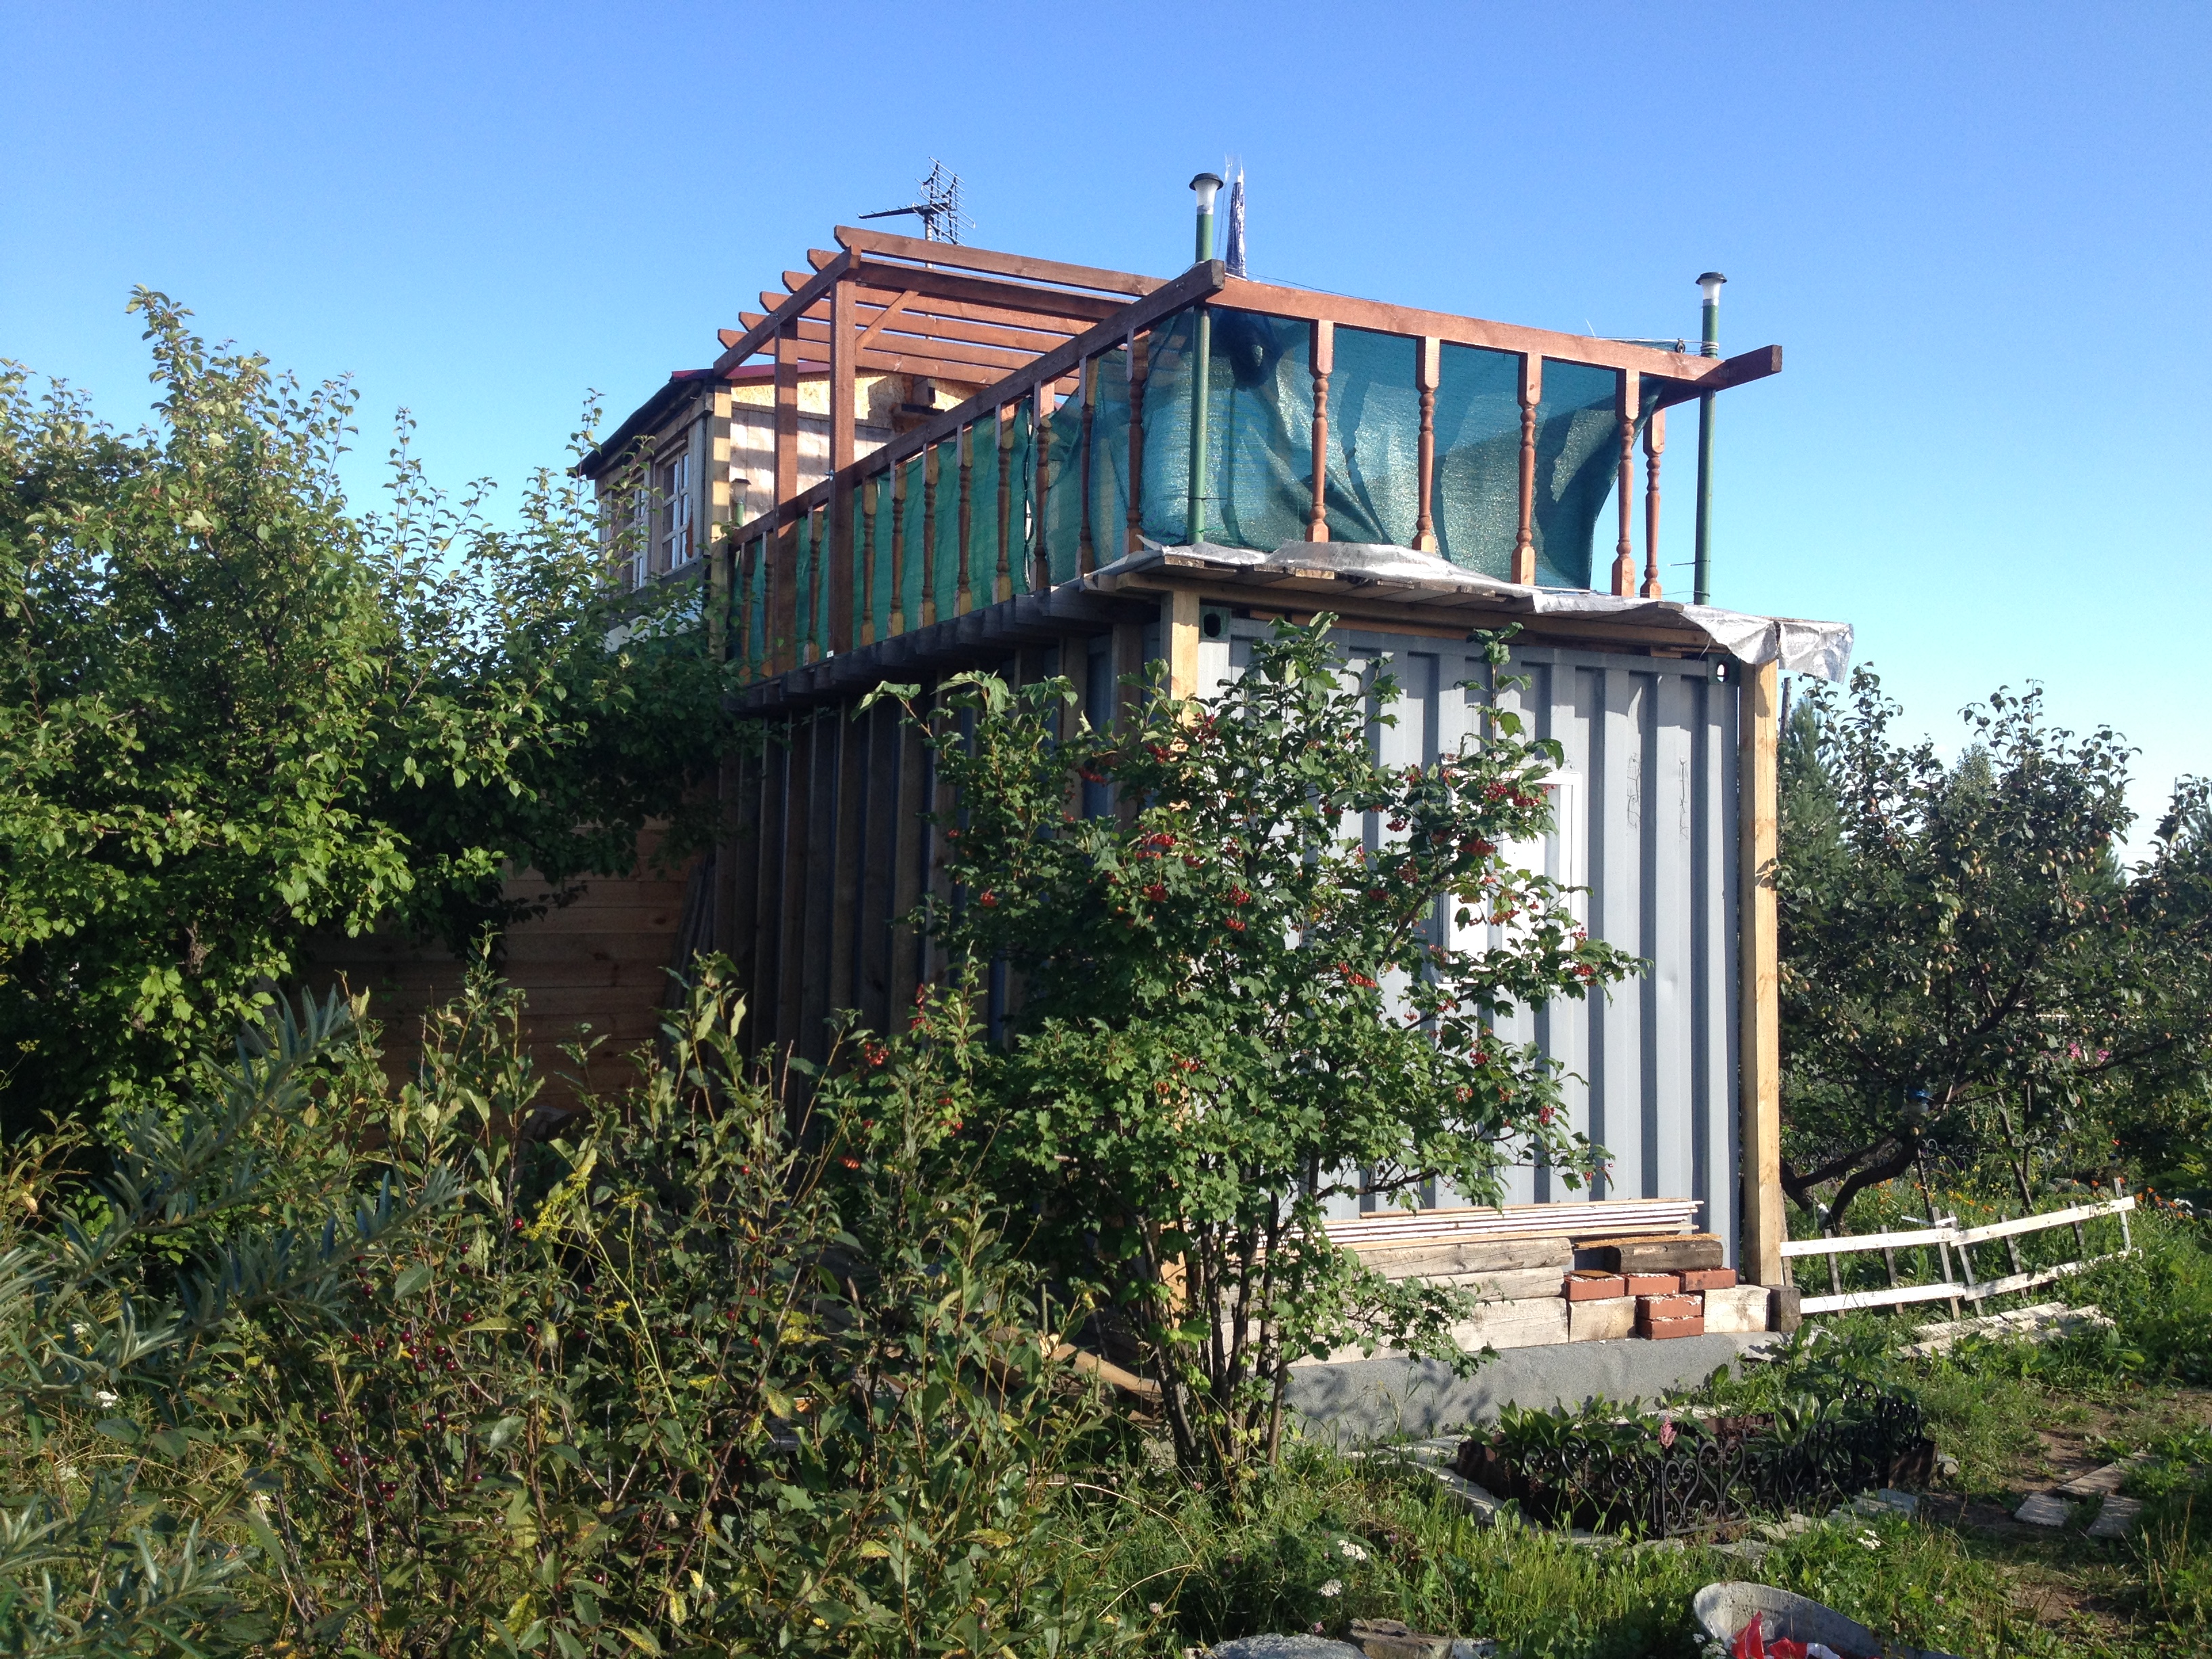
[859, 159, 968, 244]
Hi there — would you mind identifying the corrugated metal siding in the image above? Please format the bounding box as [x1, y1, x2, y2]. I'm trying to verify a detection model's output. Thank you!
[1218, 620, 1742, 1267]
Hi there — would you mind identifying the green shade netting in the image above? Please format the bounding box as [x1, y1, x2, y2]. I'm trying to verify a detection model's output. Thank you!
[1132, 310, 1660, 589]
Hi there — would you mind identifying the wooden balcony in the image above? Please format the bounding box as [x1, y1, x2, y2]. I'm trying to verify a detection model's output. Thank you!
[706, 226, 1782, 682]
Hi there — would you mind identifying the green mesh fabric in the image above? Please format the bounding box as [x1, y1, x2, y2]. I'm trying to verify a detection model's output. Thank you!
[895, 453, 925, 625]
[1130, 309, 1662, 589]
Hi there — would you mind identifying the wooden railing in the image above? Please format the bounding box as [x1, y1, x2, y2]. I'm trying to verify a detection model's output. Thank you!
[705, 229, 1783, 683]
[1784, 1191, 2136, 1317]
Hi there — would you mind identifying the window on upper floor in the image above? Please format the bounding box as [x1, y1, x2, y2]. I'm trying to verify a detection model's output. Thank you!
[628, 485, 650, 590]
[659, 451, 692, 574]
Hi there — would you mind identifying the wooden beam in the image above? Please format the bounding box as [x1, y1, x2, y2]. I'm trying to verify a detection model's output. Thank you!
[1164, 588, 1201, 698]
[1649, 344, 1785, 409]
[829, 272, 857, 654]
[780, 275, 1099, 338]
[742, 312, 1042, 377]
[832, 224, 1165, 298]
[1954, 1195, 2134, 1248]
[846, 260, 1131, 323]
[712, 249, 853, 375]
[1211, 274, 1767, 390]
[764, 288, 1080, 356]
[1739, 657, 1782, 1286]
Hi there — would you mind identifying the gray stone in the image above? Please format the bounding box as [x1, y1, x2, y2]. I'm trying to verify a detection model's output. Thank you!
[1706, 1540, 1771, 1565]
[2055, 1454, 2147, 1498]
[1853, 1488, 1919, 1519]
[1210, 1639, 1363, 1659]
[2087, 1494, 2144, 1539]
[2013, 1491, 2073, 1527]
[1448, 1644, 1497, 1659]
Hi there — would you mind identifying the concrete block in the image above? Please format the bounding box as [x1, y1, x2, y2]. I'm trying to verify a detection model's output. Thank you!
[1568, 1296, 1637, 1341]
[1565, 1271, 1626, 1302]
[1359, 1235, 1573, 1280]
[1769, 1285, 1803, 1332]
[1702, 1286, 1770, 1334]
[1626, 1272, 1681, 1296]
[1679, 1267, 1738, 1292]
[1450, 1297, 1570, 1351]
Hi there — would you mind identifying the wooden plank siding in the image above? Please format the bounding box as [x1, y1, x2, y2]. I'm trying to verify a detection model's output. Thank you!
[299, 830, 704, 1108]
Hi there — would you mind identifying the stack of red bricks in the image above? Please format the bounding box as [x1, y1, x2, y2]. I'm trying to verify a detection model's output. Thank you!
[1561, 1233, 1759, 1339]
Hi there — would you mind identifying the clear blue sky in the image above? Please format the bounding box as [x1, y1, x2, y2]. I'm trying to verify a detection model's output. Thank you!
[6, 2, 2207, 848]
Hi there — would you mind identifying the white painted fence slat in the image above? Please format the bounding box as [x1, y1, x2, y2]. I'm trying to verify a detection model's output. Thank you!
[1952, 1195, 2133, 1248]
[1780, 1223, 1956, 1258]
[1798, 1279, 1967, 1315]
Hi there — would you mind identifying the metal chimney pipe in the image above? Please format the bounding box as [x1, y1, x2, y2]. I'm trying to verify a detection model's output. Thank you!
[1692, 271, 1725, 606]
[1187, 173, 1225, 545]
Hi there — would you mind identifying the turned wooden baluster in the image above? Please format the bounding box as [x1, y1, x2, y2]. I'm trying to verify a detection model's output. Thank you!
[860, 475, 879, 645]
[888, 464, 908, 637]
[1126, 332, 1148, 554]
[1641, 407, 1664, 599]
[1511, 354, 1540, 583]
[1077, 356, 1097, 575]
[1610, 369, 1640, 596]
[1413, 337, 1441, 553]
[921, 442, 940, 627]
[996, 404, 1015, 600]
[1309, 320, 1333, 541]
[1033, 383, 1053, 592]
[735, 533, 758, 678]
[956, 422, 975, 615]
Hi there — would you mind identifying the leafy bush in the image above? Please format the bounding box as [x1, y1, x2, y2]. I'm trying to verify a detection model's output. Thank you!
[878, 619, 1631, 1483]
[0, 295, 729, 1130]
[0, 965, 1136, 1659]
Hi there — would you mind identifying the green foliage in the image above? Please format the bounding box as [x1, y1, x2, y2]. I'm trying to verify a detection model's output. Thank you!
[871, 619, 1633, 1484]
[0, 966, 1134, 1659]
[0, 293, 729, 1129]
[1776, 667, 2212, 1233]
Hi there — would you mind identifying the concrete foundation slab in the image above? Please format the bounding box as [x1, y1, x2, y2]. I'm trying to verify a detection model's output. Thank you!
[1286, 1333, 1776, 1443]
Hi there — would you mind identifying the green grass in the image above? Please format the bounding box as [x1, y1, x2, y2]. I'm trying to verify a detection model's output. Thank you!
[1052, 1197, 2212, 1658]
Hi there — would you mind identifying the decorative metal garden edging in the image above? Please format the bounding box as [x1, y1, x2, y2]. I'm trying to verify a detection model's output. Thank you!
[1456, 1387, 1933, 1538]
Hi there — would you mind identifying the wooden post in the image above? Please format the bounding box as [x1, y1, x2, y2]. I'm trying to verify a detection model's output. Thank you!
[1164, 588, 1201, 700]
[1033, 383, 1053, 592]
[888, 464, 907, 637]
[1077, 356, 1097, 575]
[1511, 353, 1540, 583]
[1611, 369, 1639, 597]
[956, 422, 975, 615]
[920, 442, 939, 628]
[1641, 407, 1664, 600]
[1126, 332, 1149, 554]
[1309, 320, 1333, 541]
[996, 405, 1015, 600]
[771, 323, 800, 671]
[1739, 656, 1784, 1287]
[1413, 335, 1441, 553]
[860, 475, 878, 646]
[828, 272, 858, 653]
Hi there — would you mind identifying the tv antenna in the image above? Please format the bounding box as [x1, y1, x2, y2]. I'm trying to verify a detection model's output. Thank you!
[860, 159, 968, 244]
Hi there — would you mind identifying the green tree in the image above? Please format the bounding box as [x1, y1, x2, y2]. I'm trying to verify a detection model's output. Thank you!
[880, 620, 1632, 1481]
[0, 293, 728, 1130]
[1776, 667, 2212, 1234]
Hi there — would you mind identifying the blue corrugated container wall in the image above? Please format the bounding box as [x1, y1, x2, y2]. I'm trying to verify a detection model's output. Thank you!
[1188, 618, 1742, 1271]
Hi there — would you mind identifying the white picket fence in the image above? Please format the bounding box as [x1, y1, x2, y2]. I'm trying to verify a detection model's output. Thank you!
[1783, 1191, 2135, 1317]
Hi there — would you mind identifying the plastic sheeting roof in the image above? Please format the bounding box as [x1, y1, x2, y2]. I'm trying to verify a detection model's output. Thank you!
[1108, 540, 1854, 681]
